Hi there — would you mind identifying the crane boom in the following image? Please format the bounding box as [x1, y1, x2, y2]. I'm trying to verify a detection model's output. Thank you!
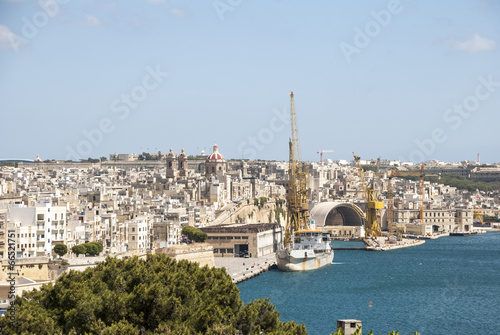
[353, 153, 383, 238]
[285, 92, 310, 246]
[290, 92, 301, 163]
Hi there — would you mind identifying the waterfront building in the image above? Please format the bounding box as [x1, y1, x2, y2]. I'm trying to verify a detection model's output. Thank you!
[200, 223, 283, 258]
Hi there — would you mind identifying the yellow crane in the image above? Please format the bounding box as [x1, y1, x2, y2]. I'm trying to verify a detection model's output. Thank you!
[353, 153, 383, 238]
[473, 210, 484, 225]
[285, 92, 310, 247]
[387, 170, 396, 242]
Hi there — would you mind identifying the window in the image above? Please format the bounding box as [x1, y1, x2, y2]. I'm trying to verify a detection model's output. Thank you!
[132, 227, 135, 232]
[37, 214, 44, 220]
[132, 236, 135, 240]
[55, 213, 58, 220]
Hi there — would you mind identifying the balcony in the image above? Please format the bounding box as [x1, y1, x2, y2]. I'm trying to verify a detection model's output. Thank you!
[37, 225, 45, 231]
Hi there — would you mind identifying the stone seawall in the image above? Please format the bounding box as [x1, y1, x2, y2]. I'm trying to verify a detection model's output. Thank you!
[161, 243, 215, 268]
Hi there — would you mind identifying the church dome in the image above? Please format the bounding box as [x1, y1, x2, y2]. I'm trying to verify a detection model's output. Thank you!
[206, 144, 225, 161]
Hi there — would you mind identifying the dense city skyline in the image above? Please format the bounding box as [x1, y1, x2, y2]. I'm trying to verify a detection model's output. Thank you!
[0, 0, 499, 163]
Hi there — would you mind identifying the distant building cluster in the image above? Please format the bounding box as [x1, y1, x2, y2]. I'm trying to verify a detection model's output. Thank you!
[0, 147, 499, 260]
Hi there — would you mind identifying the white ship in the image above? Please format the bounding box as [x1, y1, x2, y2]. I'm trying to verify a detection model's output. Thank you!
[276, 229, 334, 272]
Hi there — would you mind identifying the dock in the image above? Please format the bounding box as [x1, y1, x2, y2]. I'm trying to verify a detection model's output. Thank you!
[214, 253, 276, 284]
[363, 237, 425, 251]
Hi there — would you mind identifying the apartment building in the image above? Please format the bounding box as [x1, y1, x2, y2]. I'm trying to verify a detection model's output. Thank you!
[126, 216, 151, 250]
[8, 201, 67, 258]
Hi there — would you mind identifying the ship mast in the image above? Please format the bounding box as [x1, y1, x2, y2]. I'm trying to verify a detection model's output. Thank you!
[285, 92, 310, 247]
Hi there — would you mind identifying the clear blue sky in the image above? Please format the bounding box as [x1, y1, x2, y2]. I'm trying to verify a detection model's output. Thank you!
[1, 0, 499, 163]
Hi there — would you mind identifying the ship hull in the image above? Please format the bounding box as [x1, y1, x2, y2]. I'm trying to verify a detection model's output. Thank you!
[276, 248, 334, 272]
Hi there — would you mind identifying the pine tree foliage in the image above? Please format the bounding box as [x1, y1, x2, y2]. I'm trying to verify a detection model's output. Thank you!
[0, 254, 306, 334]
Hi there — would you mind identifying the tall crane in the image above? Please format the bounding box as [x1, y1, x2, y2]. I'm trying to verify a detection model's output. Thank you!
[317, 150, 334, 166]
[285, 92, 310, 247]
[387, 170, 396, 242]
[353, 153, 383, 238]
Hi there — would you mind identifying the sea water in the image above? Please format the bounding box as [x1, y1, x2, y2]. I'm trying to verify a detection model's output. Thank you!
[237, 232, 500, 335]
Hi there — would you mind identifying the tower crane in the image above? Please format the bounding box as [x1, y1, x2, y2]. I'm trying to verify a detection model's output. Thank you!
[317, 150, 334, 166]
[285, 92, 310, 247]
[353, 152, 383, 238]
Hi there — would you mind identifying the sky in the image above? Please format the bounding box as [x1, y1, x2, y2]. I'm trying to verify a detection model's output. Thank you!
[0, 0, 499, 163]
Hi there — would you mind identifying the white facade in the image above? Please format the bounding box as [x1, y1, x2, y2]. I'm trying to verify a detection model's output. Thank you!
[126, 217, 150, 250]
[8, 201, 67, 258]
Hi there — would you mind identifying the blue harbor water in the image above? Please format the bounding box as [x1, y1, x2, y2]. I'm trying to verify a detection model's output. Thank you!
[237, 232, 500, 335]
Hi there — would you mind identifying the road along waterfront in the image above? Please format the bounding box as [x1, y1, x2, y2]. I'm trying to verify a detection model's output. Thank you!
[214, 253, 276, 284]
[237, 232, 500, 335]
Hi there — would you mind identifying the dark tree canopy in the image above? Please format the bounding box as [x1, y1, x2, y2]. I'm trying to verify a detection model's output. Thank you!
[53, 243, 68, 257]
[0, 254, 306, 334]
[182, 225, 208, 243]
[71, 241, 103, 256]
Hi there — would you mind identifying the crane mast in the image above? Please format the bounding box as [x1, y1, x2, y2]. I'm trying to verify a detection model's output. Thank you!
[353, 153, 383, 238]
[285, 92, 310, 247]
[387, 170, 396, 242]
[419, 164, 425, 223]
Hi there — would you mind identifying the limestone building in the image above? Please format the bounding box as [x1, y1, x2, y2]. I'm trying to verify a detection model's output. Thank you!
[166, 148, 188, 180]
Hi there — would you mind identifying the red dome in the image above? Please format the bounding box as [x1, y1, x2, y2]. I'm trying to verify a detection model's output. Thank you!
[206, 144, 225, 161]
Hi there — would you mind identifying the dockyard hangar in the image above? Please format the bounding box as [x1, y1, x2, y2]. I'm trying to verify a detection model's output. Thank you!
[310, 202, 366, 237]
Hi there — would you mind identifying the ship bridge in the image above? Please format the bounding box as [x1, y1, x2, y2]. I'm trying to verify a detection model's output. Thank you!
[310, 202, 365, 227]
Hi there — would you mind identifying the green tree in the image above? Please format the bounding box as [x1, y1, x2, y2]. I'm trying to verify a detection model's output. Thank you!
[259, 197, 267, 209]
[0, 255, 306, 334]
[71, 244, 86, 256]
[182, 226, 207, 243]
[53, 243, 68, 257]
[85, 242, 99, 256]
